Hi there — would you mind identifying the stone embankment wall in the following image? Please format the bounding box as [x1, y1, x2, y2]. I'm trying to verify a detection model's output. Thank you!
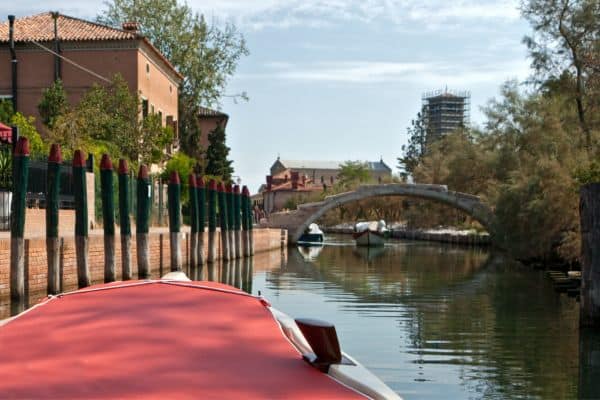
[0, 228, 285, 317]
[325, 227, 491, 246]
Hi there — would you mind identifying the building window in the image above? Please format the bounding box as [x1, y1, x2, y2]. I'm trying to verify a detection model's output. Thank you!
[146, 63, 150, 74]
[151, 104, 155, 114]
[169, 85, 172, 94]
[158, 111, 163, 124]
[142, 99, 149, 119]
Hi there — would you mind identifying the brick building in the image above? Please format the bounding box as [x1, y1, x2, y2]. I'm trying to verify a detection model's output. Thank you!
[262, 158, 392, 213]
[0, 12, 183, 133]
[197, 106, 228, 150]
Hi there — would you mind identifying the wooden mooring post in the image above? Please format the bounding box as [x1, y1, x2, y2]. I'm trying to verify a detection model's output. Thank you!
[197, 176, 206, 266]
[233, 185, 242, 259]
[136, 165, 151, 278]
[118, 159, 132, 280]
[218, 182, 230, 261]
[241, 186, 250, 258]
[73, 150, 90, 289]
[207, 179, 217, 263]
[168, 171, 182, 271]
[46, 144, 61, 295]
[100, 154, 116, 283]
[226, 183, 235, 260]
[580, 182, 600, 327]
[188, 174, 198, 272]
[10, 137, 29, 314]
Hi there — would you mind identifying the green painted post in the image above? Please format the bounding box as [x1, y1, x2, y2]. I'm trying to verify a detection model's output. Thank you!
[189, 174, 198, 272]
[118, 159, 132, 280]
[233, 185, 242, 259]
[100, 154, 116, 282]
[217, 182, 230, 261]
[197, 176, 206, 266]
[136, 164, 151, 278]
[46, 144, 61, 295]
[168, 171, 182, 271]
[207, 179, 217, 263]
[226, 183, 235, 260]
[73, 149, 90, 288]
[10, 137, 29, 314]
[247, 188, 254, 256]
[241, 185, 250, 258]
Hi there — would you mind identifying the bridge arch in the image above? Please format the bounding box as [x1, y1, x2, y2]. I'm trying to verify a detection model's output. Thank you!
[267, 184, 494, 243]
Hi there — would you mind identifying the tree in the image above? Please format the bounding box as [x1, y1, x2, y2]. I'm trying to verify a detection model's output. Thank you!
[10, 113, 48, 160]
[521, 0, 600, 150]
[0, 99, 13, 124]
[97, 0, 249, 157]
[204, 125, 233, 181]
[50, 75, 173, 165]
[38, 79, 69, 130]
[337, 161, 371, 189]
[397, 111, 427, 179]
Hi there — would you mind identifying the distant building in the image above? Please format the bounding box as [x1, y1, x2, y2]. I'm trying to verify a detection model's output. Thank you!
[262, 157, 392, 213]
[197, 106, 228, 150]
[422, 89, 470, 141]
[0, 12, 183, 135]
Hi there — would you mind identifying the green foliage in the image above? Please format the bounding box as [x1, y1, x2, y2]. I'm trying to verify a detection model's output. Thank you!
[398, 111, 427, 179]
[50, 75, 173, 165]
[205, 125, 233, 181]
[337, 161, 371, 189]
[0, 148, 11, 188]
[521, 0, 600, 149]
[0, 99, 14, 124]
[574, 160, 600, 185]
[162, 151, 196, 205]
[98, 0, 249, 158]
[38, 79, 69, 129]
[10, 113, 48, 160]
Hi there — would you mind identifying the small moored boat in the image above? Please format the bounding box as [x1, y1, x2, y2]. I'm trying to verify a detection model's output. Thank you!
[298, 222, 324, 245]
[0, 273, 401, 399]
[353, 220, 389, 247]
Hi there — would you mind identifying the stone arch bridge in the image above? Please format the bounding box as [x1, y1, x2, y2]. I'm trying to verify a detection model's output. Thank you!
[267, 184, 494, 243]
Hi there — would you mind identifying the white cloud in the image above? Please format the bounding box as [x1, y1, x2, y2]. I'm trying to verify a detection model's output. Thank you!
[246, 58, 530, 86]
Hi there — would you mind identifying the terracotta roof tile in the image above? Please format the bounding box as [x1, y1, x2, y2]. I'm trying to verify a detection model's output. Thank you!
[0, 12, 137, 43]
[198, 106, 228, 118]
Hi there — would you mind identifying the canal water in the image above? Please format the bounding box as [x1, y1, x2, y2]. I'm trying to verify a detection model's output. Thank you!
[4, 234, 596, 399]
[246, 235, 584, 400]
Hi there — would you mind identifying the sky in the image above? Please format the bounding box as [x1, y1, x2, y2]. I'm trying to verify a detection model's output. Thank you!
[2, 0, 532, 192]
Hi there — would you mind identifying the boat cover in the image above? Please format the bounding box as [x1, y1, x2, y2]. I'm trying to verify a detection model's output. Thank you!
[0, 281, 366, 399]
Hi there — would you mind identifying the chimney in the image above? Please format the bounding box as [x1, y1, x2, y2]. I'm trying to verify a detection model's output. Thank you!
[266, 175, 272, 191]
[122, 21, 140, 34]
[291, 172, 299, 190]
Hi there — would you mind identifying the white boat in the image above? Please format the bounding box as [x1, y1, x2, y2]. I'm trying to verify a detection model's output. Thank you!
[353, 221, 389, 247]
[297, 223, 324, 245]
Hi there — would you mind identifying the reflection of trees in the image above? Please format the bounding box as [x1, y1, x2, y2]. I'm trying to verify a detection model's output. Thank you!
[266, 242, 579, 399]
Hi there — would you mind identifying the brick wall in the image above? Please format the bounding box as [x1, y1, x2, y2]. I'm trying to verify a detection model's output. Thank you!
[0, 228, 286, 319]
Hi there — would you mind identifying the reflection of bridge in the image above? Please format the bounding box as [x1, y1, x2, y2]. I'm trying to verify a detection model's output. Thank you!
[267, 184, 494, 243]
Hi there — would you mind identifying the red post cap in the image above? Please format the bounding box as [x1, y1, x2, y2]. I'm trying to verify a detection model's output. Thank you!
[100, 154, 113, 170]
[242, 186, 250, 196]
[217, 182, 225, 192]
[169, 171, 180, 185]
[208, 179, 217, 190]
[197, 176, 205, 188]
[138, 164, 149, 180]
[73, 149, 86, 167]
[48, 143, 62, 163]
[118, 159, 128, 174]
[225, 183, 232, 193]
[14, 137, 30, 156]
[233, 185, 240, 194]
[188, 173, 197, 187]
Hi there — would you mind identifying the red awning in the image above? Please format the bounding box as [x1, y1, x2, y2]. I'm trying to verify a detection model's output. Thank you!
[0, 122, 11, 143]
[0, 281, 366, 399]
